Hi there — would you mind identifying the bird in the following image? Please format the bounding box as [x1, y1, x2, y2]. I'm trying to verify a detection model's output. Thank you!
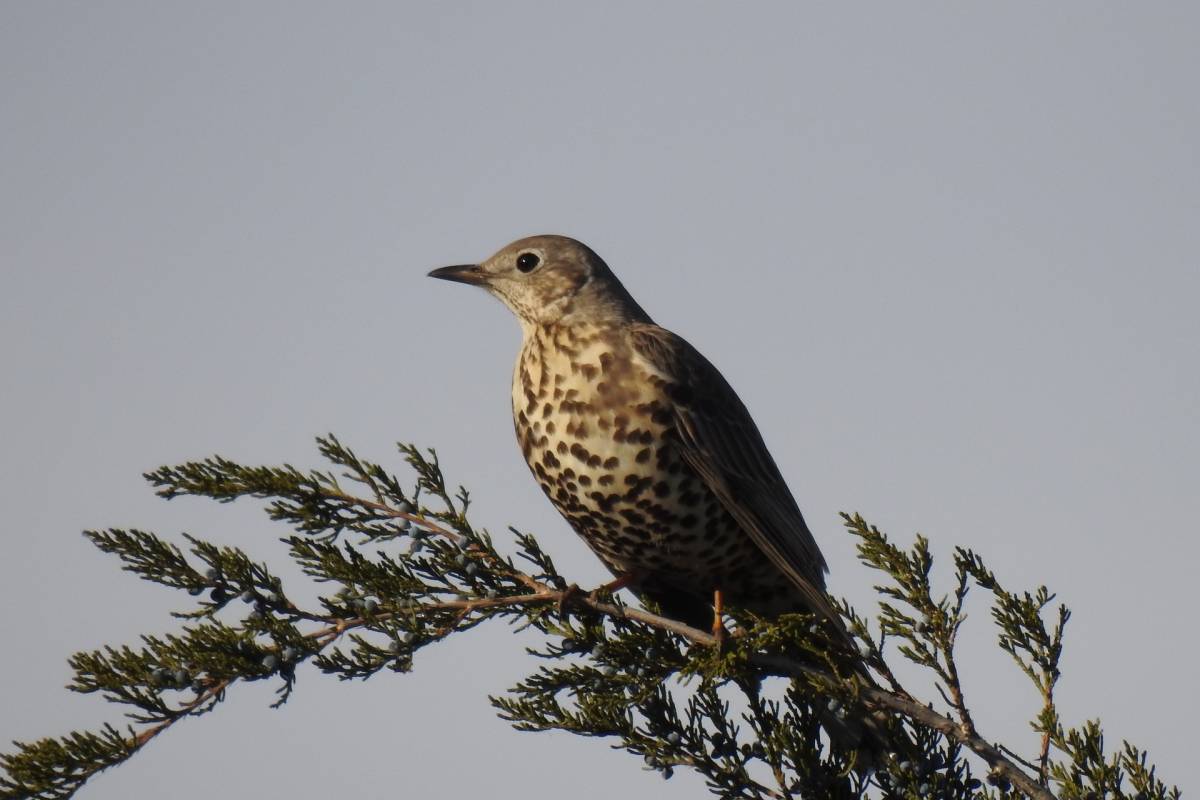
[429, 235, 842, 636]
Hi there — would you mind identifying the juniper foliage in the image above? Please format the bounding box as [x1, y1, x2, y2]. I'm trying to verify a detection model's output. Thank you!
[0, 437, 1179, 800]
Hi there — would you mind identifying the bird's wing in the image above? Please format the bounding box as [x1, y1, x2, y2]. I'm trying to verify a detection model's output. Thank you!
[628, 323, 841, 626]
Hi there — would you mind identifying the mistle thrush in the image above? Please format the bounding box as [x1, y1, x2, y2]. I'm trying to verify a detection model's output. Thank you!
[430, 235, 840, 631]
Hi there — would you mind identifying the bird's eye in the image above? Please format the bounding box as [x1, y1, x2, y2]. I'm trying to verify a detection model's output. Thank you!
[516, 253, 540, 273]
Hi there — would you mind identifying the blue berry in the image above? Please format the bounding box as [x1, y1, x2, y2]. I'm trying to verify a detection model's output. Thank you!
[388, 639, 403, 654]
[188, 586, 204, 596]
[918, 783, 930, 795]
[204, 568, 220, 581]
[856, 641, 872, 658]
[603, 665, 617, 677]
[666, 732, 682, 746]
[484, 588, 499, 599]
[363, 598, 379, 613]
[172, 668, 189, 686]
[281, 646, 299, 662]
[241, 590, 255, 603]
[660, 767, 673, 780]
[262, 654, 279, 671]
[400, 631, 416, 645]
[827, 698, 842, 713]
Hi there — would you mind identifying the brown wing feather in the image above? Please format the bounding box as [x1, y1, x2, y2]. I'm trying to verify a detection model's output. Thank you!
[628, 323, 842, 627]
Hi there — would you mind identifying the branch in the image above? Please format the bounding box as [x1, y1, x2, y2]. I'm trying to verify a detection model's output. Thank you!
[557, 597, 1056, 800]
[3, 441, 1175, 800]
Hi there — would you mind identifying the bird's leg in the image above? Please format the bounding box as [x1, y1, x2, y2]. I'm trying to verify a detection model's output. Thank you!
[585, 573, 643, 604]
[712, 588, 728, 648]
[592, 575, 638, 599]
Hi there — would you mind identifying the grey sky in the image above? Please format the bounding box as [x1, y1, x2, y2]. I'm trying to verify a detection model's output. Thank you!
[2, 3, 1196, 798]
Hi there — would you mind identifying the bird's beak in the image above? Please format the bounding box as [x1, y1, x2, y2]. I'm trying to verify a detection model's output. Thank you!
[428, 264, 488, 286]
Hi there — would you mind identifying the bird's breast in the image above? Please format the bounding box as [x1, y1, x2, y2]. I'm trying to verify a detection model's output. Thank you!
[510, 324, 740, 580]
[512, 326, 669, 471]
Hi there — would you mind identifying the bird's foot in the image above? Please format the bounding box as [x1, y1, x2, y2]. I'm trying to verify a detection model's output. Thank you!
[557, 583, 582, 617]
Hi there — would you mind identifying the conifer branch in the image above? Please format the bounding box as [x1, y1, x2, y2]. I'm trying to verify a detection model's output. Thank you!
[0, 437, 1180, 800]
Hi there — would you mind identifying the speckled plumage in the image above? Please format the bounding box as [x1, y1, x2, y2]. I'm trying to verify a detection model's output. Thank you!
[430, 235, 838, 629]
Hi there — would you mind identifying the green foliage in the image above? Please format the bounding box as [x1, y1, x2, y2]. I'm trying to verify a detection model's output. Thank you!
[0, 437, 1181, 800]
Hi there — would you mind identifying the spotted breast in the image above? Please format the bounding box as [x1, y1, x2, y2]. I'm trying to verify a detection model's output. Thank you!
[512, 320, 801, 626]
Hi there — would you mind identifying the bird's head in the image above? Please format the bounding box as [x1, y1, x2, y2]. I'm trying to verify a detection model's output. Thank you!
[429, 235, 649, 330]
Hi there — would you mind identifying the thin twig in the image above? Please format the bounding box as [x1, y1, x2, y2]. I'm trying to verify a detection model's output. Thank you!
[325, 490, 467, 543]
[941, 628, 976, 737]
[1038, 682, 1055, 784]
